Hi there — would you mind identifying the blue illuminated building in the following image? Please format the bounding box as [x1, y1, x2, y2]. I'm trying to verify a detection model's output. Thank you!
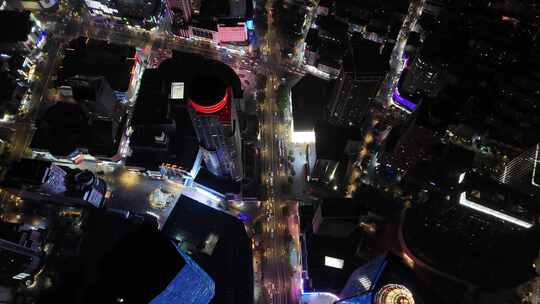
[335, 294, 374, 304]
[331, 254, 437, 304]
[339, 255, 387, 299]
[150, 247, 215, 304]
[51, 211, 217, 304]
[392, 89, 417, 111]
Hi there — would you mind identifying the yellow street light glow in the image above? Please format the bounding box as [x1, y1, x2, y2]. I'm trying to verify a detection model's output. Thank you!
[119, 170, 140, 188]
[360, 148, 368, 157]
[364, 133, 374, 144]
[402, 252, 415, 268]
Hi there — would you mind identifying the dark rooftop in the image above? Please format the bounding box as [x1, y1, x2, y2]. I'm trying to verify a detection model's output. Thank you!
[115, 0, 161, 20]
[57, 37, 136, 92]
[32, 78, 124, 157]
[162, 195, 253, 304]
[345, 34, 389, 76]
[314, 123, 361, 160]
[188, 75, 228, 107]
[37, 210, 186, 303]
[156, 51, 242, 100]
[318, 198, 367, 218]
[291, 75, 333, 132]
[129, 105, 199, 171]
[0, 11, 32, 43]
[315, 15, 349, 43]
[403, 188, 540, 290]
[304, 229, 365, 293]
[194, 168, 241, 195]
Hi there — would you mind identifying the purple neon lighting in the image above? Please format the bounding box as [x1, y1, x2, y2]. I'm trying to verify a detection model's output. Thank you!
[299, 278, 340, 300]
[392, 89, 417, 110]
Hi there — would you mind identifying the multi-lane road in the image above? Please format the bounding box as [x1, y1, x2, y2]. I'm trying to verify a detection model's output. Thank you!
[71, 19, 308, 77]
[259, 74, 295, 304]
[5, 3, 307, 303]
[0, 1, 305, 303]
[257, 0, 302, 303]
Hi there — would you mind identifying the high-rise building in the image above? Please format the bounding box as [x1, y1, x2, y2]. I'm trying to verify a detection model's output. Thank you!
[187, 75, 242, 180]
[68, 211, 215, 304]
[327, 35, 389, 127]
[457, 172, 537, 229]
[310, 123, 362, 186]
[376, 121, 441, 177]
[303, 16, 348, 77]
[149, 247, 215, 304]
[312, 198, 366, 238]
[499, 144, 540, 196]
[401, 171, 540, 290]
[32, 76, 127, 158]
[399, 56, 447, 99]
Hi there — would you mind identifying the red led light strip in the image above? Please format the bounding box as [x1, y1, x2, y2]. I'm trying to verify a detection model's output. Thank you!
[189, 87, 231, 114]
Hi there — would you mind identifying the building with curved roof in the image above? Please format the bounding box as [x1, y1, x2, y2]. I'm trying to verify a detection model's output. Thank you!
[333, 254, 437, 304]
[400, 171, 540, 290]
[130, 51, 244, 180]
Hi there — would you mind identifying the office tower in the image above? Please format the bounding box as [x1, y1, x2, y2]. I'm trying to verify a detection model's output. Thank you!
[187, 75, 242, 180]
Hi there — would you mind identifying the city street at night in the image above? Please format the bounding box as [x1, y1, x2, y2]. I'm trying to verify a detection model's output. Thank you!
[1, 0, 540, 303]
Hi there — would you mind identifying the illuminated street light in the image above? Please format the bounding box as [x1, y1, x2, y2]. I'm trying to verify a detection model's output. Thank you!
[364, 133, 374, 144]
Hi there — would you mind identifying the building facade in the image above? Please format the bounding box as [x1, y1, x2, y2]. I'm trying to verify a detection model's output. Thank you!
[150, 246, 215, 304]
[187, 78, 242, 180]
[326, 37, 388, 127]
[399, 56, 447, 98]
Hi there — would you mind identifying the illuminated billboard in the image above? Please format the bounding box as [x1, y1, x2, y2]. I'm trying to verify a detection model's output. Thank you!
[170, 82, 184, 99]
[324, 256, 345, 269]
[217, 23, 248, 43]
